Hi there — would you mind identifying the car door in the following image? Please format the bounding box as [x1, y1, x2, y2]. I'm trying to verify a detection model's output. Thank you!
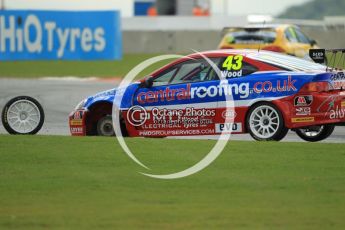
[215, 54, 259, 134]
[126, 57, 223, 137]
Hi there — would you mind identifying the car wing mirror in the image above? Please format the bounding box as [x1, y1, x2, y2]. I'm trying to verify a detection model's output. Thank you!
[310, 39, 317, 46]
[140, 77, 154, 88]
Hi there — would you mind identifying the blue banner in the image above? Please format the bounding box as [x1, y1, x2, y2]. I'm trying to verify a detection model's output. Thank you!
[0, 10, 122, 60]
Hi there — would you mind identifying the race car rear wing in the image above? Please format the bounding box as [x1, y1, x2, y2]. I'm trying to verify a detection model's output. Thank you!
[309, 49, 345, 71]
[221, 26, 275, 36]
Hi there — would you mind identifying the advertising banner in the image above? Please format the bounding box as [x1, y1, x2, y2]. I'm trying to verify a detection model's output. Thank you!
[0, 10, 122, 60]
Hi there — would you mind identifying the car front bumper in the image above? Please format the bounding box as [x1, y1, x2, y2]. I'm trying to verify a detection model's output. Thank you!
[69, 109, 88, 136]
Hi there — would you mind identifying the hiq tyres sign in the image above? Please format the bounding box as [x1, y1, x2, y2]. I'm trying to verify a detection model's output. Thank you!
[0, 10, 122, 60]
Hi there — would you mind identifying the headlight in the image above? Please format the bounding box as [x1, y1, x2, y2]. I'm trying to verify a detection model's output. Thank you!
[74, 99, 87, 110]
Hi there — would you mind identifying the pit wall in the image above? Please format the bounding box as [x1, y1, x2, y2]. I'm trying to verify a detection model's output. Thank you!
[123, 29, 345, 54]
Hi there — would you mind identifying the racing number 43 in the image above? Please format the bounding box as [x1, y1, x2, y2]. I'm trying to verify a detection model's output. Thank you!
[222, 55, 243, 71]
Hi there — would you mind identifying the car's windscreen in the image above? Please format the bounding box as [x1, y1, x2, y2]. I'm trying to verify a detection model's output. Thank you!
[249, 52, 326, 72]
[224, 29, 277, 44]
[152, 58, 221, 86]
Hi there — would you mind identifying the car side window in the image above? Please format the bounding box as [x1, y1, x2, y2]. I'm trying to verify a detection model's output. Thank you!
[152, 58, 221, 86]
[171, 62, 202, 84]
[284, 27, 298, 43]
[219, 55, 258, 78]
[294, 28, 310, 44]
[152, 68, 177, 86]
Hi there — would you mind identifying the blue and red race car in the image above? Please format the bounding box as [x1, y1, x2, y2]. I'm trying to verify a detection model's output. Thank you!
[69, 50, 345, 142]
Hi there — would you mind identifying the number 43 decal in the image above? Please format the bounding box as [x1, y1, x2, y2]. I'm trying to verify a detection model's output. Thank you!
[222, 55, 243, 71]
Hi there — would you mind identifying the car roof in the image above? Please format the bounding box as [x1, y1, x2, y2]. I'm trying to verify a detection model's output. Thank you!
[222, 24, 294, 31]
[185, 49, 326, 72]
[185, 49, 270, 58]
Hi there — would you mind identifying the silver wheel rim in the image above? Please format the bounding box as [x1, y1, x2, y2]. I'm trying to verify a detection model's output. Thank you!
[100, 119, 114, 136]
[249, 105, 280, 139]
[298, 126, 324, 137]
[6, 99, 41, 134]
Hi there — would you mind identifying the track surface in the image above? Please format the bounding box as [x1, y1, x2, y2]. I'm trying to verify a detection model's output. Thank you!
[0, 78, 344, 142]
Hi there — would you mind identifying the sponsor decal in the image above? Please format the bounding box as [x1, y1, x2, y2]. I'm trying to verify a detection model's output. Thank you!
[291, 117, 315, 123]
[295, 107, 311, 116]
[253, 76, 297, 94]
[215, 123, 242, 133]
[319, 95, 335, 113]
[329, 101, 335, 109]
[329, 106, 345, 119]
[341, 100, 345, 108]
[191, 83, 250, 99]
[138, 128, 215, 137]
[73, 111, 84, 119]
[222, 109, 237, 120]
[136, 76, 297, 105]
[331, 72, 345, 89]
[333, 81, 345, 90]
[309, 49, 325, 63]
[221, 55, 243, 78]
[330, 72, 345, 81]
[221, 69, 243, 78]
[222, 55, 243, 71]
[294, 95, 313, 107]
[70, 127, 84, 134]
[0, 11, 121, 60]
[70, 119, 83, 125]
[137, 82, 250, 104]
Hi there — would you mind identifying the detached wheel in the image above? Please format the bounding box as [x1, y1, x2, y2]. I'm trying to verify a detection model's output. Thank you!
[246, 103, 288, 141]
[296, 125, 334, 142]
[1, 96, 44, 135]
[97, 115, 115, 136]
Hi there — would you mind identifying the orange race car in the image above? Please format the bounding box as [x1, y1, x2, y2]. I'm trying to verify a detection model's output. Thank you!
[218, 24, 318, 58]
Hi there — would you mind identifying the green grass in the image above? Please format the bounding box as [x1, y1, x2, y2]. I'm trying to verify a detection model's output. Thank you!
[0, 54, 172, 78]
[0, 135, 345, 229]
[0, 52, 343, 79]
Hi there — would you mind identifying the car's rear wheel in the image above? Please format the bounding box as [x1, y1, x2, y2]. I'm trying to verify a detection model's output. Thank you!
[295, 125, 334, 142]
[1, 96, 44, 135]
[246, 102, 288, 141]
[97, 115, 115, 136]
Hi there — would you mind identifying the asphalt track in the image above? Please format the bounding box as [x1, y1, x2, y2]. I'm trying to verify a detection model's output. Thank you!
[0, 78, 344, 143]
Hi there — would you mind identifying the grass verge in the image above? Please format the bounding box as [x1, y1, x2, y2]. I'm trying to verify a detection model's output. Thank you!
[0, 135, 345, 229]
[0, 52, 344, 79]
[0, 54, 171, 78]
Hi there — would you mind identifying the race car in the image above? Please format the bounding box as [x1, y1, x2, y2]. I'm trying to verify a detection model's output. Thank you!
[218, 24, 318, 58]
[69, 49, 345, 142]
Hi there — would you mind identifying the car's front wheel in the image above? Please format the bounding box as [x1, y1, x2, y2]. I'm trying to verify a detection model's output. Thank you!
[295, 125, 334, 142]
[246, 103, 288, 141]
[97, 115, 115, 136]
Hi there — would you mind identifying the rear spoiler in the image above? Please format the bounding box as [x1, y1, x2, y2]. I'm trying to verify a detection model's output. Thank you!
[309, 49, 345, 71]
[221, 26, 274, 36]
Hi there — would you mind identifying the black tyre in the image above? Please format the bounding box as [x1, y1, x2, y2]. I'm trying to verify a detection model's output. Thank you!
[97, 115, 115, 136]
[295, 125, 335, 142]
[1, 96, 44, 135]
[246, 102, 288, 141]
